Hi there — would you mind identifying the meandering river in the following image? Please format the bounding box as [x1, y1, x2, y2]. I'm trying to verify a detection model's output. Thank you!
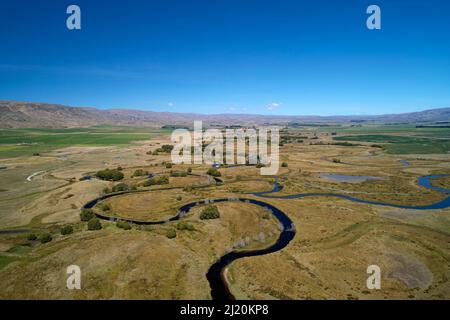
[82, 173, 449, 299]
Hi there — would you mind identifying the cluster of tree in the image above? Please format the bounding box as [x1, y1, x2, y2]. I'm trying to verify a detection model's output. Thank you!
[27, 232, 53, 244]
[207, 168, 221, 177]
[155, 145, 174, 153]
[132, 169, 148, 177]
[27, 232, 52, 244]
[96, 168, 124, 181]
[200, 205, 220, 220]
[143, 175, 169, 187]
[80, 209, 102, 231]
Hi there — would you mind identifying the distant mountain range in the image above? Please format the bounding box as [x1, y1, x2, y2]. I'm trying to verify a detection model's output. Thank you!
[1, 101, 449, 128]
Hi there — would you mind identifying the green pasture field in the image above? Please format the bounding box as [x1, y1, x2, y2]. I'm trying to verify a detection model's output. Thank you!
[0, 126, 170, 158]
[333, 134, 450, 154]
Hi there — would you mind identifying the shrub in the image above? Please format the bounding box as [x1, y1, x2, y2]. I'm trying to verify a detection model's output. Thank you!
[170, 171, 187, 177]
[116, 221, 132, 230]
[166, 228, 177, 239]
[80, 209, 95, 222]
[176, 221, 194, 231]
[143, 175, 169, 187]
[176, 195, 182, 201]
[187, 167, 192, 174]
[111, 183, 130, 193]
[165, 163, 173, 169]
[96, 169, 124, 181]
[27, 233, 37, 241]
[281, 162, 288, 168]
[207, 168, 221, 177]
[100, 203, 111, 212]
[87, 218, 102, 231]
[332, 158, 341, 163]
[132, 169, 148, 177]
[60, 225, 74, 235]
[39, 233, 52, 244]
[200, 205, 220, 220]
[117, 166, 123, 171]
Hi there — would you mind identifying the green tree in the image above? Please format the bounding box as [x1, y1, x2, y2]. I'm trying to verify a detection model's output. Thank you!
[111, 183, 130, 192]
[61, 225, 74, 235]
[87, 218, 102, 231]
[39, 233, 52, 244]
[176, 221, 195, 231]
[156, 145, 174, 153]
[200, 205, 220, 220]
[281, 162, 288, 168]
[143, 175, 169, 187]
[27, 233, 37, 241]
[166, 228, 177, 239]
[132, 169, 148, 177]
[80, 209, 95, 222]
[96, 169, 124, 181]
[116, 221, 132, 230]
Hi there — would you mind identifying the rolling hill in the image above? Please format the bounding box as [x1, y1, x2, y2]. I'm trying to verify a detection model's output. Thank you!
[1, 101, 449, 128]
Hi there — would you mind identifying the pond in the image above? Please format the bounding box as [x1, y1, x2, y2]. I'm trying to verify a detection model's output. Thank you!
[320, 173, 383, 183]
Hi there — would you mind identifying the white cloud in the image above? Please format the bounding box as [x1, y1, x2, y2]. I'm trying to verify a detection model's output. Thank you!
[168, 102, 174, 107]
[266, 102, 281, 111]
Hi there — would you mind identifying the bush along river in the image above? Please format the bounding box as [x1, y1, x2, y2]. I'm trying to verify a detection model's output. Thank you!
[82, 173, 449, 299]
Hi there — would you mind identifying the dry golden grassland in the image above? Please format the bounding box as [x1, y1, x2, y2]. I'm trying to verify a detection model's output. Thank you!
[0, 127, 449, 300]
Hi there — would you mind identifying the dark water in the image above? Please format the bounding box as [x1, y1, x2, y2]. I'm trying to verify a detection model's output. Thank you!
[82, 172, 450, 300]
[204, 199, 295, 300]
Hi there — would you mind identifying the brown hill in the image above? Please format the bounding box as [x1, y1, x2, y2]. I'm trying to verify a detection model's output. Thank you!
[0, 100, 449, 128]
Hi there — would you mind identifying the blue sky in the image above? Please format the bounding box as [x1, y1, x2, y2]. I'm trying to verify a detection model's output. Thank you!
[0, 0, 449, 115]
